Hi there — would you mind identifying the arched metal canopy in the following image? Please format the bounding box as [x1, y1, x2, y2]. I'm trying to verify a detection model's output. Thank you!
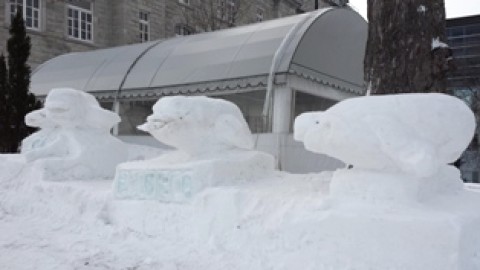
[31, 8, 367, 99]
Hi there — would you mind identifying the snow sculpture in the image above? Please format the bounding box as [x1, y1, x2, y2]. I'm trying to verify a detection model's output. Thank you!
[114, 96, 275, 202]
[293, 93, 480, 269]
[295, 93, 475, 179]
[21, 88, 128, 181]
[295, 93, 476, 201]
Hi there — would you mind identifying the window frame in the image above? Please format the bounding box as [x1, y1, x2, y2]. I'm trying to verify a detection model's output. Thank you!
[139, 10, 150, 43]
[216, 0, 236, 24]
[7, 0, 42, 31]
[66, 2, 93, 43]
[255, 7, 264, 22]
[174, 23, 194, 36]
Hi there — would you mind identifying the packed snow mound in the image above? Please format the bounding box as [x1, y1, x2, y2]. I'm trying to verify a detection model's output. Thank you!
[19, 88, 128, 181]
[294, 93, 475, 178]
[138, 95, 254, 158]
[115, 95, 275, 201]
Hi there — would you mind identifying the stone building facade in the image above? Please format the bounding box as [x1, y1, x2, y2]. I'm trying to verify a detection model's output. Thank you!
[0, 0, 333, 69]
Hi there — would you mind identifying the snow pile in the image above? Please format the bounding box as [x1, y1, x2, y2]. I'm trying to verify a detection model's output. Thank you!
[17, 88, 128, 181]
[114, 96, 275, 202]
[0, 161, 332, 270]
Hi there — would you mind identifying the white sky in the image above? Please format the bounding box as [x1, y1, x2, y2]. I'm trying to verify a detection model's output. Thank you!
[348, 0, 480, 19]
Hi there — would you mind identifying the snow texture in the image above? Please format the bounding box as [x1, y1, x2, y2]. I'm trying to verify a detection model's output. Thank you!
[1, 164, 480, 270]
[294, 93, 475, 178]
[19, 88, 128, 180]
[432, 37, 449, 50]
[115, 96, 275, 201]
[417, 5, 427, 13]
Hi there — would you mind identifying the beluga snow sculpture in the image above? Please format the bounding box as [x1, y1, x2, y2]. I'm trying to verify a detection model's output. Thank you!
[295, 93, 475, 201]
[21, 88, 128, 181]
[293, 93, 480, 270]
[113, 96, 275, 202]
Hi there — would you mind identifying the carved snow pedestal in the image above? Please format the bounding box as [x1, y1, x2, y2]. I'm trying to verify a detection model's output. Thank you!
[294, 93, 480, 270]
[113, 96, 275, 202]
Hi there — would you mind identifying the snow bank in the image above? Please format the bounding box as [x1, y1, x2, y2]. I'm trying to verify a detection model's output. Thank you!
[114, 96, 275, 202]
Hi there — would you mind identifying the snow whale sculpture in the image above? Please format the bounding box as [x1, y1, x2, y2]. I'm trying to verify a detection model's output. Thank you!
[21, 88, 128, 181]
[137, 95, 255, 157]
[293, 93, 480, 270]
[114, 96, 275, 202]
[295, 93, 476, 202]
[294, 93, 475, 178]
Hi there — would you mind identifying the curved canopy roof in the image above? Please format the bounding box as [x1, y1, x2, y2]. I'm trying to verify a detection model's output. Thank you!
[31, 8, 367, 98]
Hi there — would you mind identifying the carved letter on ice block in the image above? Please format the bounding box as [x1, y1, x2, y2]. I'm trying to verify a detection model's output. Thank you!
[115, 169, 195, 202]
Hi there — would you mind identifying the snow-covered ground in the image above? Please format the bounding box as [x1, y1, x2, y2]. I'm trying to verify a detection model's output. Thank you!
[2, 92, 480, 269]
[2, 158, 480, 270]
[0, 157, 330, 270]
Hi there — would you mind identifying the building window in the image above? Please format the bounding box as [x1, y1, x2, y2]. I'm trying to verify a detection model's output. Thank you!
[139, 11, 149, 42]
[8, 0, 41, 30]
[255, 7, 264, 22]
[67, 1, 93, 42]
[217, 0, 236, 24]
[174, 24, 194, 36]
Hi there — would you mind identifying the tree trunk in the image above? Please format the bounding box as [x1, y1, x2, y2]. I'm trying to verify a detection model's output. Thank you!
[364, 0, 451, 94]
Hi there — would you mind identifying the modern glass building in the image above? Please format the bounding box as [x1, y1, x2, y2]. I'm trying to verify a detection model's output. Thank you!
[446, 15, 480, 183]
[447, 15, 480, 90]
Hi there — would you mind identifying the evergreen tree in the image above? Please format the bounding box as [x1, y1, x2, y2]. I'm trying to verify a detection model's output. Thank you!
[5, 10, 40, 152]
[364, 0, 452, 94]
[0, 54, 8, 152]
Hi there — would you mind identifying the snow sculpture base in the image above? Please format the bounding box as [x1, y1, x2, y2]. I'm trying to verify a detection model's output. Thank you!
[322, 168, 480, 269]
[113, 150, 275, 202]
[310, 205, 480, 270]
[330, 166, 465, 205]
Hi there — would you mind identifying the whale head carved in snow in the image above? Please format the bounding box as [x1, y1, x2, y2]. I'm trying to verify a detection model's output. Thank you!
[27, 88, 120, 130]
[294, 94, 476, 178]
[138, 96, 254, 157]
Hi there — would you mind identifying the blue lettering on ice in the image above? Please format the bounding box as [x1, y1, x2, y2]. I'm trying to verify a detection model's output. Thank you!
[115, 169, 194, 201]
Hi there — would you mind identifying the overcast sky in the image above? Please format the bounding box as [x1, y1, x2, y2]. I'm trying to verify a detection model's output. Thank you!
[348, 0, 480, 19]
